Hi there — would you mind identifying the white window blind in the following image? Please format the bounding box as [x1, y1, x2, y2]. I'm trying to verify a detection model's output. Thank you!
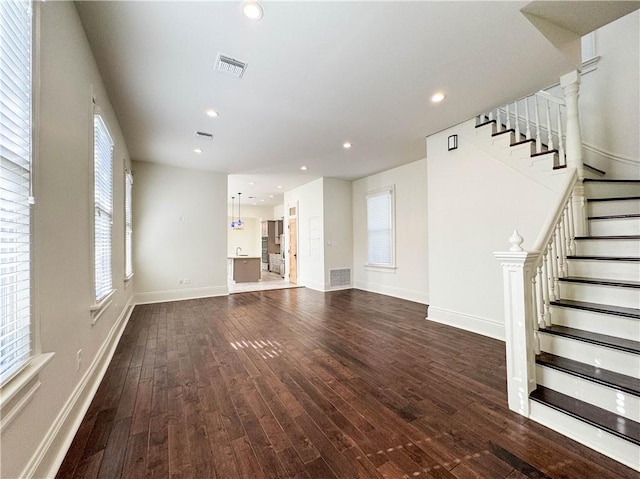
[366, 187, 394, 266]
[0, 0, 33, 385]
[124, 170, 133, 279]
[94, 114, 113, 302]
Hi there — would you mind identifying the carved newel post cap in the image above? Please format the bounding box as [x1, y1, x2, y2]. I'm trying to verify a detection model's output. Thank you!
[509, 230, 524, 252]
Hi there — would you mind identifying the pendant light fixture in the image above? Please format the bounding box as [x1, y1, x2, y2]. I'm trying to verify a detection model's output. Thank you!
[230, 196, 236, 229]
[236, 192, 244, 229]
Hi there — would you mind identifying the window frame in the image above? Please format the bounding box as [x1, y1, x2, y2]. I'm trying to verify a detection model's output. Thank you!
[90, 109, 115, 319]
[365, 185, 396, 270]
[124, 167, 133, 281]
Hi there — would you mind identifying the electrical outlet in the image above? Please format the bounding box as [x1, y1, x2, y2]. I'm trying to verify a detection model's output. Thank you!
[179, 279, 183, 284]
[76, 349, 82, 371]
[183, 278, 191, 284]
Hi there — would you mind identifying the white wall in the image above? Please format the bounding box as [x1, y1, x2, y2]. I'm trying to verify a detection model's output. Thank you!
[426, 126, 561, 340]
[133, 161, 228, 303]
[323, 179, 353, 290]
[352, 159, 428, 304]
[284, 178, 325, 290]
[273, 203, 285, 220]
[1, 3, 133, 478]
[580, 10, 639, 177]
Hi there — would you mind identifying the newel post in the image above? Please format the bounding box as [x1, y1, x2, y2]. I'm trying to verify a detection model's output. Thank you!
[494, 231, 538, 417]
[561, 70, 587, 236]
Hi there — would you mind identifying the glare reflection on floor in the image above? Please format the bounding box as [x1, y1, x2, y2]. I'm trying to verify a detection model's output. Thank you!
[230, 338, 284, 359]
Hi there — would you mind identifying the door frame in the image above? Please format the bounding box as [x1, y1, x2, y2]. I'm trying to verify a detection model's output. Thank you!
[286, 201, 298, 284]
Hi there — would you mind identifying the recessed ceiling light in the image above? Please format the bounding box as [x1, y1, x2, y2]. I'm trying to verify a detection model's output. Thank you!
[248, 182, 255, 185]
[252, 202, 257, 205]
[206, 109, 218, 118]
[260, 199, 264, 202]
[277, 185, 282, 189]
[269, 195, 274, 198]
[343, 142, 352, 149]
[241, 1, 263, 21]
[431, 92, 446, 103]
[193, 148, 203, 154]
[300, 166, 308, 171]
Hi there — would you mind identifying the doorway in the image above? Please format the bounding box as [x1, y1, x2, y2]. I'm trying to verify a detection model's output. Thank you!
[288, 202, 298, 284]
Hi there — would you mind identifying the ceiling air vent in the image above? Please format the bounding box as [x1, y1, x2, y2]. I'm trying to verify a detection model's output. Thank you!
[215, 53, 248, 78]
[195, 131, 214, 141]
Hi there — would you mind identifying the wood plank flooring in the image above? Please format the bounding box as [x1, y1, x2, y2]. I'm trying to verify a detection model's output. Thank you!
[56, 289, 638, 478]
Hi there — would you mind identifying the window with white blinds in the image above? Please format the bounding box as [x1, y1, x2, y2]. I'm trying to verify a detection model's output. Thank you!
[124, 170, 133, 279]
[93, 114, 113, 302]
[366, 187, 395, 267]
[0, 0, 33, 385]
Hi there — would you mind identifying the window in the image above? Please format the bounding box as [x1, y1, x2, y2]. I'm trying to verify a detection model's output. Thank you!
[124, 169, 133, 279]
[93, 114, 114, 303]
[0, 0, 33, 385]
[366, 186, 395, 268]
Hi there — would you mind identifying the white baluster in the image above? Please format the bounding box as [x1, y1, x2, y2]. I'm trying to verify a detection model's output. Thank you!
[534, 96, 542, 153]
[556, 223, 566, 277]
[550, 232, 560, 294]
[557, 104, 565, 166]
[489, 110, 494, 122]
[567, 194, 576, 254]
[506, 103, 511, 131]
[524, 96, 532, 140]
[563, 207, 572, 259]
[536, 266, 546, 329]
[531, 276, 541, 355]
[496, 107, 501, 132]
[541, 258, 551, 327]
[514, 99, 521, 140]
[545, 98, 554, 151]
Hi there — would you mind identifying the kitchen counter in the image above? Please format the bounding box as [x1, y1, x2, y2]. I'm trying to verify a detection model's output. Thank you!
[227, 257, 261, 283]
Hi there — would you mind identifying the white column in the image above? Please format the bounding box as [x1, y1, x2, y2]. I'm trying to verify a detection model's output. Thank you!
[494, 232, 538, 417]
[561, 70, 584, 179]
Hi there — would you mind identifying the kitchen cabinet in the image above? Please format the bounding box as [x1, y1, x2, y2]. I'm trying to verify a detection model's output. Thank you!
[227, 257, 261, 283]
[261, 220, 283, 271]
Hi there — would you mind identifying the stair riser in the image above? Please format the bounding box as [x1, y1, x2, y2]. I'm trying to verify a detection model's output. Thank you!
[566, 259, 640, 282]
[529, 401, 640, 472]
[535, 365, 640, 422]
[550, 306, 640, 342]
[575, 239, 640, 256]
[558, 283, 640, 309]
[589, 217, 640, 236]
[539, 333, 640, 377]
[585, 183, 640, 198]
[587, 199, 640, 217]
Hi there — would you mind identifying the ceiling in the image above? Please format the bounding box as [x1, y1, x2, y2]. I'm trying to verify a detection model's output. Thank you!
[74, 1, 623, 206]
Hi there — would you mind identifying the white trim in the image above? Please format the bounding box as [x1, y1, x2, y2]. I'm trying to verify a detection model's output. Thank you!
[529, 400, 640, 472]
[0, 381, 40, 433]
[582, 141, 640, 167]
[22, 298, 134, 479]
[426, 306, 505, 341]
[300, 279, 324, 292]
[354, 283, 428, 305]
[365, 264, 397, 273]
[133, 285, 229, 305]
[0, 352, 54, 416]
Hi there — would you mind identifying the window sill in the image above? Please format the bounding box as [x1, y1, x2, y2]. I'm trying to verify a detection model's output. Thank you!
[365, 264, 397, 273]
[124, 273, 134, 288]
[0, 352, 55, 433]
[90, 289, 115, 324]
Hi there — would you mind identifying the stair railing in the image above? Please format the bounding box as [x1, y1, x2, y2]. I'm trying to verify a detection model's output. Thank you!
[492, 70, 587, 418]
[480, 71, 585, 180]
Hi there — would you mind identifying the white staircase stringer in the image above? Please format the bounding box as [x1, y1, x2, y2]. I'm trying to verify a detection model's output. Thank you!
[529, 400, 640, 472]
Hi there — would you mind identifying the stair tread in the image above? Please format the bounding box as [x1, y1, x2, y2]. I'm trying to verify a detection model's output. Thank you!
[540, 325, 640, 354]
[587, 196, 640, 202]
[475, 119, 496, 128]
[537, 352, 640, 396]
[530, 386, 640, 445]
[566, 255, 640, 261]
[575, 235, 640, 240]
[558, 276, 640, 288]
[531, 148, 558, 158]
[551, 299, 640, 319]
[588, 213, 640, 220]
[491, 128, 515, 137]
[584, 179, 640, 183]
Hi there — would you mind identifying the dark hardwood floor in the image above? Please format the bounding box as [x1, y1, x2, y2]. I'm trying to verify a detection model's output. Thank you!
[56, 289, 637, 478]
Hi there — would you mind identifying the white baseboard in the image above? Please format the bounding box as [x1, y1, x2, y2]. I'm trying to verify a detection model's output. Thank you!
[426, 306, 505, 341]
[529, 400, 640, 472]
[133, 285, 228, 305]
[25, 297, 135, 479]
[354, 281, 428, 305]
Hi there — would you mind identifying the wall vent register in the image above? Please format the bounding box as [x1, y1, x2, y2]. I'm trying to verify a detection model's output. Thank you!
[330, 268, 352, 288]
